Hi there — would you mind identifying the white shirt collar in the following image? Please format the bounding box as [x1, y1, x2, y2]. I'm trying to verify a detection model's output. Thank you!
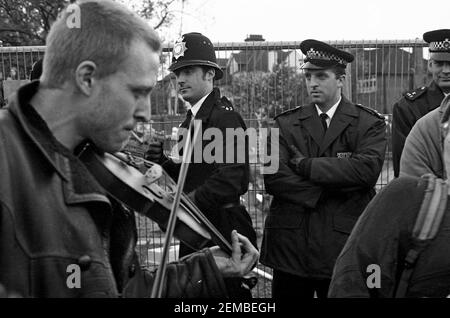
[315, 96, 342, 127]
[444, 92, 450, 97]
[188, 93, 210, 117]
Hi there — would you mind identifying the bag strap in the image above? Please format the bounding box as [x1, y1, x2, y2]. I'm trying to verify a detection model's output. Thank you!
[394, 174, 448, 298]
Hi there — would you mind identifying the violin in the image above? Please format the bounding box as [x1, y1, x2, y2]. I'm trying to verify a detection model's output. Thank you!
[80, 123, 270, 297]
[78, 143, 233, 255]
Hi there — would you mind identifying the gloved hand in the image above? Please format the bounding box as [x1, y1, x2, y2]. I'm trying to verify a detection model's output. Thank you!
[288, 144, 306, 173]
[145, 140, 164, 163]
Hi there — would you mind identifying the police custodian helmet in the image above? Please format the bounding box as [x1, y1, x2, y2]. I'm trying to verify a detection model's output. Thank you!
[168, 32, 223, 80]
[299, 39, 354, 70]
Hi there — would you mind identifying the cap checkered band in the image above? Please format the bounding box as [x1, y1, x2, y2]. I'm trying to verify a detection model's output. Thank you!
[430, 38, 450, 51]
[306, 48, 347, 65]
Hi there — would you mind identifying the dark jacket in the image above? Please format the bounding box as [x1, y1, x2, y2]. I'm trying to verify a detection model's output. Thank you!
[261, 97, 387, 279]
[329, 176, 450, 298]
[0, 82, 228, 298]
[392, 81, 445, 177]
[162, 88, 257, 257]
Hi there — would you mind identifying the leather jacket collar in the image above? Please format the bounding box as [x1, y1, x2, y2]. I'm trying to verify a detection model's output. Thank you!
[7, 81, 110, 206]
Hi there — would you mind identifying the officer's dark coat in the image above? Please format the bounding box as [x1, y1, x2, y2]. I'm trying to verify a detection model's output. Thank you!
[261, 96, 387, 279]
[392, 81, 445, 177]
[163, 88, 257, 257]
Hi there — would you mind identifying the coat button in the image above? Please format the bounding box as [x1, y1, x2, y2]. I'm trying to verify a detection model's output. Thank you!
[128, 264, 136, 278]
[77, 255, 92, 271]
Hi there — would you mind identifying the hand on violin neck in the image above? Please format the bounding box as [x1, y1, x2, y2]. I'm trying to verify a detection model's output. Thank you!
[210, 230, 259, 278]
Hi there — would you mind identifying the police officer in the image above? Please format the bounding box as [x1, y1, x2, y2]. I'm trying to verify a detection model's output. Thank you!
[261, 39, 387, 298]
[145, 32, 257, 297]
[392, 29, 450, 177]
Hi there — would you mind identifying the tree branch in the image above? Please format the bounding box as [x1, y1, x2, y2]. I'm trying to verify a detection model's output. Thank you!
[0, 27, 39, 38]
[153, 10, 171, 30]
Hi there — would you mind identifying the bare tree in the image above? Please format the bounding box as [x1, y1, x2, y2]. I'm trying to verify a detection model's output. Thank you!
[0, 0, 184, 46]
[113, 0, 184, 34]
[0, 0, 67, 46]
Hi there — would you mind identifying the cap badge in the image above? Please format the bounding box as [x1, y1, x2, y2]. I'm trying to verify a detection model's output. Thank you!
[444, 39, 450, 49]
[430, 38, 450, 51]
[173, 37, 187, 60]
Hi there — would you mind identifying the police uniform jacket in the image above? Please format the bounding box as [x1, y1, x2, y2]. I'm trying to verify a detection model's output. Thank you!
[392, 81, 445, 177]
[0, 82, 228, 297]
[261, 96, 387, 279]
[162, 88, 257, 257]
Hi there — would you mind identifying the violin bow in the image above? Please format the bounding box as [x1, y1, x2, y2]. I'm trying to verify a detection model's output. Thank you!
[150, 119, 201, 298]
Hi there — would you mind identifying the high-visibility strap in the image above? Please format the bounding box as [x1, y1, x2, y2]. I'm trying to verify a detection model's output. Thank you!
[394, 174, 447, 298]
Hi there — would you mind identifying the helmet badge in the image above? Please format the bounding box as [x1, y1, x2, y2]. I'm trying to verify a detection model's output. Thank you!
[173, 37, 187, 60]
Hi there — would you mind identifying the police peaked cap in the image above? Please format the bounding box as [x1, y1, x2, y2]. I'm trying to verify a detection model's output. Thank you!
[423, 29, 450, 61]
[169, 32, 223, 80]
[300, 39, 354, 70]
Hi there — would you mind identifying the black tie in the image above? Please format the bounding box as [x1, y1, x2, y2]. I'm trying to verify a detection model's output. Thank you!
[320, 113, 328, 134]
[176, 110, 194, 158]
[181, 109, 193, 128]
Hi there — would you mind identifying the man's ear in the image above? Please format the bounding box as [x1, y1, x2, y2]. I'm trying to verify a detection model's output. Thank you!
[206, 68, 215, 81]
[337, 74, 346, 88]
[75, 61, 97, 96]
[428, 60, 434, 73]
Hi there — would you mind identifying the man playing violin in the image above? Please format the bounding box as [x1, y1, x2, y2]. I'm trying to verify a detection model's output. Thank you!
[146, 32, 258, 298]
[0, 0, 258, 298]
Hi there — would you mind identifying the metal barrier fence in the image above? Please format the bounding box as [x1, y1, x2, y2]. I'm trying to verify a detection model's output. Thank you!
[0, 40, 427, 297]
[138, 40, 415, 297]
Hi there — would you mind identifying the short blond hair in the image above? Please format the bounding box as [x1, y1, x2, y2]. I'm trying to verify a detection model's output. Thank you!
[41, 0, 161, 88]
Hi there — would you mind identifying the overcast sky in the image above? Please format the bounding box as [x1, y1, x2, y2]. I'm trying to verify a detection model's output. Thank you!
[159, 0, 450, 43]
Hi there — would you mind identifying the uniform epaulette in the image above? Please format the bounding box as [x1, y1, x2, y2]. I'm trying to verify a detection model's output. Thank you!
[274, 106, 301, 120]
[404, 86, 427, 101]
[355, 104, 385, 120]
[218, 96, 234, 111]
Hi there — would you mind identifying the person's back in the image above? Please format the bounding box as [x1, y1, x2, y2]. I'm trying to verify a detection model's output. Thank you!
[329, 175, 450, 297]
